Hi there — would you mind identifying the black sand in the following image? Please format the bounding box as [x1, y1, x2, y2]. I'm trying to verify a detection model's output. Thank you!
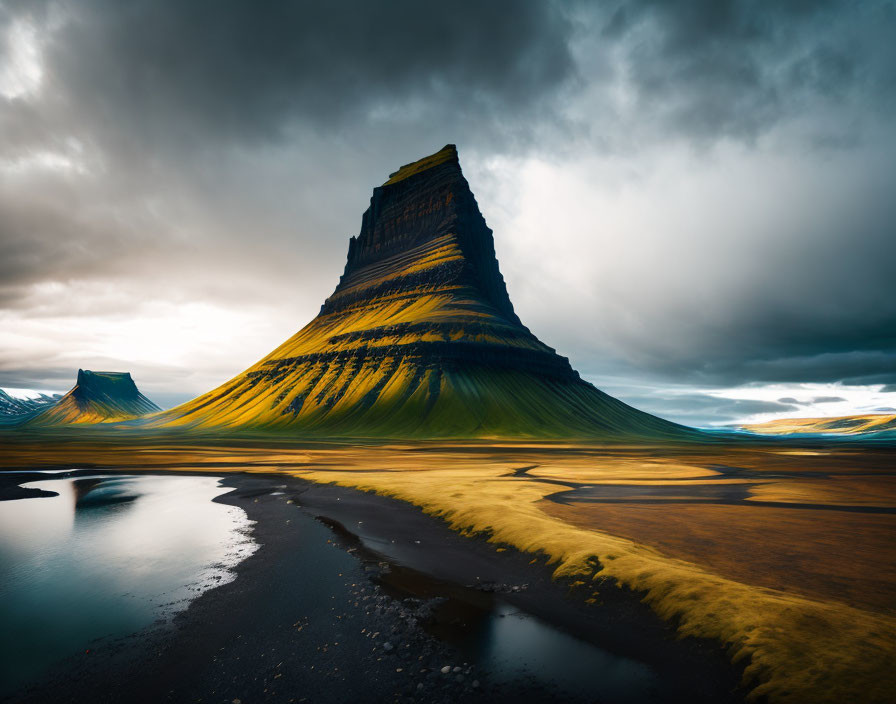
[4, 472, 749, 704]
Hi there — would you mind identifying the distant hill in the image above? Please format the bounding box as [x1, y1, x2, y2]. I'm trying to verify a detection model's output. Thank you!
[0, 389, 62, 425]
[152, 144, 696, 440]
[743, 413, 896, 436]
[27, 370, 160, 426]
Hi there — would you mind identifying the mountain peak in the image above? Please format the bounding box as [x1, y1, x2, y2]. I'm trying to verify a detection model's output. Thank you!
[337, 143, 518, 322]
[28, 369, 159, 426]
[383, 144, 458, 186]
[153, 145, 694, 439]
[76, 369, 136, 394]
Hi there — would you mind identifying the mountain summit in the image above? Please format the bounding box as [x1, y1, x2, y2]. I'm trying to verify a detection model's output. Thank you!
[29, 370, 160, 425]
[156, 145, 691, 438]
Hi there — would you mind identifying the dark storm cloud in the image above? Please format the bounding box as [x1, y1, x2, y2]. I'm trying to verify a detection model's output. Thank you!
[46, 0, 576, 149]
[0, 367, 74, 391]
[595, 0, 894, 143]
[0, 0, 580, 312]
[708, 351, 896, 388]
[1, 0, 894, 414]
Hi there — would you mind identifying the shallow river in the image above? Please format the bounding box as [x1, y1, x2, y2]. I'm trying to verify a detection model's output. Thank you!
[0, 473, 256, 694]
[1, 472, 661, 702]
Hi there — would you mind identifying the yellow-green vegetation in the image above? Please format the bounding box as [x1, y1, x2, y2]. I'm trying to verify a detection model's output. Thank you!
[745, 413, 896, 435]
[290, 458, 895, 704]
[382, 144, 459, 185]
[2, 436, 891, 703]
[146, 146, 691, 440]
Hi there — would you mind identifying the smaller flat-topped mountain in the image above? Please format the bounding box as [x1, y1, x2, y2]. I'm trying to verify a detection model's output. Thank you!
[744, 413, 896, 436]
[27, 370, 160, 426]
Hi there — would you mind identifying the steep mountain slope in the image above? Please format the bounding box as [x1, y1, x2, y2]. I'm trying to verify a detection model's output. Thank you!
[744, 413, 896, 436]
[0, 389, 61, 424]
[28, 370, 160, 425]
[155, 145, 695, 439]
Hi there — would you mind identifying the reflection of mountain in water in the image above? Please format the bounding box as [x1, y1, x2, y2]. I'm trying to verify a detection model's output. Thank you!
[72, 477, 140, 519]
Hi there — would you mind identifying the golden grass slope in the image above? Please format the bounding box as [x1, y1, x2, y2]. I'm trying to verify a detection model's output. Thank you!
[149, 272, 684, 438]
[148, 146, 691, 440]
[288, 451, 895, 704]
[745, 413, 896, 435]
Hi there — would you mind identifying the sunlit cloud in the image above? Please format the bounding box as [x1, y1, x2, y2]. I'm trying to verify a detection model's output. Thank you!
[701, 383, 896, 425]
[0, 18, 43, 100]
[0, 1, 893, 424]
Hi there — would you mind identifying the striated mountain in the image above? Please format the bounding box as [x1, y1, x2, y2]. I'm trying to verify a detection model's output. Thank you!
[28, 370, 160, 426]
[744, 413, 896, 436]
[154, 145, 695, 439]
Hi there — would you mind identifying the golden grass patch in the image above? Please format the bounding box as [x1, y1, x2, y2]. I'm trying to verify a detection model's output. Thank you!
[2, 437, 894, 702]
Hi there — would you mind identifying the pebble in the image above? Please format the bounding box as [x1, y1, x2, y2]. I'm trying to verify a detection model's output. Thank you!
[440, 665, 451, 674]
[472, 680, 480, 688]
[383, 642, 394, 652]
[452, 666, 461, 673]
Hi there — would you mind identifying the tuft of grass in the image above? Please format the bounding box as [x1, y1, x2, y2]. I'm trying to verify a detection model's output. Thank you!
[291, 461, 896, 704]
[3, 436, 892, 703]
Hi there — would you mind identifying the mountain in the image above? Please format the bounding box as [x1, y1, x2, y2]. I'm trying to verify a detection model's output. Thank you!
[154, 145, 695, 439]
[27, 370, 161, 426]
[744, 413, 896, 436]
[0, 389, 62, 424]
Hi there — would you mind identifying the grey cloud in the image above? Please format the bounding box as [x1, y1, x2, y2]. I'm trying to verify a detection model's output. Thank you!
[45, 0, 576, 152]
[0, 0, 579, 314]
[599, 386, 799, 426]
[593, 0, 892, 143]
[673, 351, 896, 388]
[0, 0, 894, 412]
[812, 396, 846, 404]
[0, 367, 73, 391]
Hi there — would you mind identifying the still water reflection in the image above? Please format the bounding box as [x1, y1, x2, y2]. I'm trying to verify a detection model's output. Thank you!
[0, 474, 256, 694]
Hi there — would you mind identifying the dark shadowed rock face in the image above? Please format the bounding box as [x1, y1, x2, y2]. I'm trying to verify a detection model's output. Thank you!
[336, 145, 518, 324]
[155, 145, 696, 439]
[28, 370, 160, 425]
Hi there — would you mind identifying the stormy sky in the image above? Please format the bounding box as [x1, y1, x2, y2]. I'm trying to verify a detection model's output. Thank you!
[1, 0, 894, 425]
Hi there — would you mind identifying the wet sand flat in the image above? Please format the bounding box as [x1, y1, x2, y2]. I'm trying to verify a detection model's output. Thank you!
[4, 472, 743, 704]
[1, 431, 895, 703]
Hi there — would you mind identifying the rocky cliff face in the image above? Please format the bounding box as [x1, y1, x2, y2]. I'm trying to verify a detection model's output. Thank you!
[28, 370, 160, 425]
[155, 145, 693, 439]
[0, 389, 61, 425]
